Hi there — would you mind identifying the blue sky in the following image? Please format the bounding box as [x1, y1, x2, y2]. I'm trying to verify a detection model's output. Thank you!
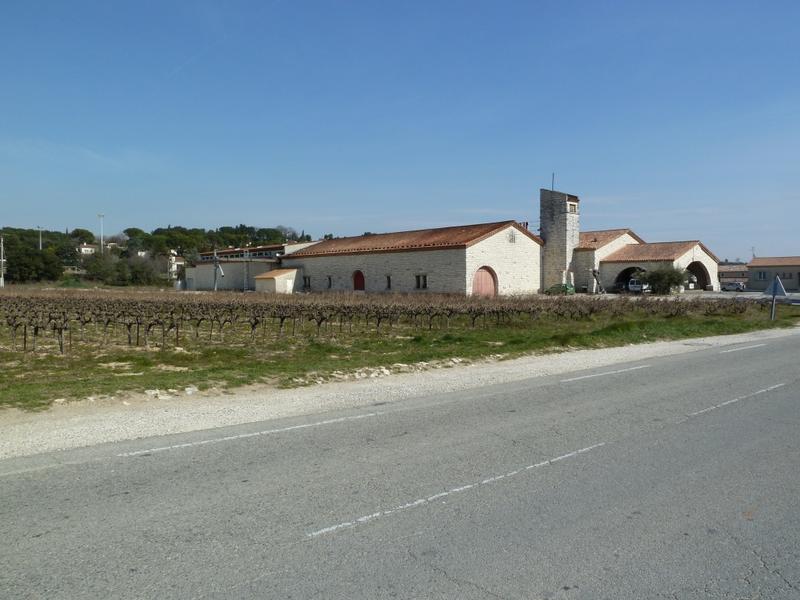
[1, 0, 798, 260]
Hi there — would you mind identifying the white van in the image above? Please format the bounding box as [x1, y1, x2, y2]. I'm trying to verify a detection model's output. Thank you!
[628, 278, 651, 293]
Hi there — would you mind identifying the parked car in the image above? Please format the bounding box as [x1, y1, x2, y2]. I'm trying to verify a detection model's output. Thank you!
[627, 278, 651, 293]
[721, 281, 746, 291]
[544, 283, 576, 295]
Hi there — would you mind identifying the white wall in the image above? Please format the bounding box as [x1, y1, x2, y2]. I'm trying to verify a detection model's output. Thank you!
[598, 244, 719, 291]
[281, 248, 467, 294]
[281, 226, 542, 295]
[185, 261, 274, 291]
[465, 226, 541, 295]
[574, 232, 644, 292]
[675, 246, 719, 291]
[255, 272, 298, 294]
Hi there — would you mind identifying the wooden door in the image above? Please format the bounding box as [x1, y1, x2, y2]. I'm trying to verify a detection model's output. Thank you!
[472, 267, 496, 297]
[353, 270, 365, 291]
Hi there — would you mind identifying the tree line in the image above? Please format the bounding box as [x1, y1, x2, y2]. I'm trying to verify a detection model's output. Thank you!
[0, 224, 311, 284]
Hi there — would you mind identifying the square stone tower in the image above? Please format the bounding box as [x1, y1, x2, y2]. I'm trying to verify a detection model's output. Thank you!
[539, 189, 580, 289]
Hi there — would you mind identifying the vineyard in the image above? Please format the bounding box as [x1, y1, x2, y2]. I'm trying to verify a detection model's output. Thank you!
[0, 290, 796, 409]
[0, 290, 761, 354]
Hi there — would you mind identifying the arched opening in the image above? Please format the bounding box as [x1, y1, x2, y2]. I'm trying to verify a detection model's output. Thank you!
[614, 266, 644, 292]
[685, 261, 710, 290]
[472, 266, 498, 297]
[353, 270, 365, 291]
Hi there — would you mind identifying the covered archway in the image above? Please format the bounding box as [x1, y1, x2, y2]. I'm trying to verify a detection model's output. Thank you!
[614, 266, 644, 291]
[353, 270, 365, 291]
[472, 266, 498, 297]
[685, 261, 710, 290]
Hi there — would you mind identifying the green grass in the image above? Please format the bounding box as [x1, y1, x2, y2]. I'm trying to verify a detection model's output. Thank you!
[1, 304, 798, 410]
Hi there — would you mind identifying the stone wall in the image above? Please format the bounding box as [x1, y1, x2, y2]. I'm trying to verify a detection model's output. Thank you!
[280, 226, 542, 295]
[281, 248, 468, 294]
[465, 225, 541, 295]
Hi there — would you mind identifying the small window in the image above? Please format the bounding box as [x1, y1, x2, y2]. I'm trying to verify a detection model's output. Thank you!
[508, 230, 516, 243]
[568, 203, 578, 214]
[415, 274, 428, 290]
[327, 276, 332, 288]
[757, 271, 767, 281]
[386, 275, 392, 290]
[303, 276, 311, 289]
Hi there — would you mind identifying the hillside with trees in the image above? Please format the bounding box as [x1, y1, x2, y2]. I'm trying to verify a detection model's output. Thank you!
[0, 224, 311, 284]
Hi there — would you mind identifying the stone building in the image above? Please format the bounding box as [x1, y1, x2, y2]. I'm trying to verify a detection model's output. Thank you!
[538, 189, 719, 292]
[280, 221, 542, 296]
[183, 187, 719, 296]
[746, 257, 800, 291]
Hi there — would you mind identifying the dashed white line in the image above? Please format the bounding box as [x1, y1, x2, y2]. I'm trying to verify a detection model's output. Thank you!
[720, 344, 767, 354]
[561, 365, 651, 383]
[306, 442, 606, 538]
[686, 384, 786, 417]
[116, 413, 379, 457]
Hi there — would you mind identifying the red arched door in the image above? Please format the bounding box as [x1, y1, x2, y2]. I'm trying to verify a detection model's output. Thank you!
[353, 270, 365, 291]
[472, 267, 497, 297]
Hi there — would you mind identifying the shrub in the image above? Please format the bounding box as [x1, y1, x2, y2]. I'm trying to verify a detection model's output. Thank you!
[640, 266, 687, 295]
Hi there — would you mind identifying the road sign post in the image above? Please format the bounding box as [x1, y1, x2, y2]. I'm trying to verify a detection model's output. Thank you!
[763, 275, 787, 321]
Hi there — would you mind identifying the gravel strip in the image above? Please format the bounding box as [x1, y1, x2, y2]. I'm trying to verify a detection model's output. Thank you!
[1, 327, 798, 459]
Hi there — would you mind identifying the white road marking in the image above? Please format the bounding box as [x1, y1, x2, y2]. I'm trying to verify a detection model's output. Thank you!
[686, 384, 786, 417]
[306, 442, 606, 538]
[560, 365, 651, 383]
[117, 413, 380, 457]
[720, 344, 767, 354]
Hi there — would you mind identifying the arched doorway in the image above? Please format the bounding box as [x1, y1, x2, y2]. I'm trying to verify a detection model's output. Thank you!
[472, 266, 497, 297]
[614, 266, 644, 292]
[685, 262, 710, 290]
[353, 270, 365, 291]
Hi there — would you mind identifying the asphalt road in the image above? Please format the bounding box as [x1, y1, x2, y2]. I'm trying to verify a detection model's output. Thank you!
[2, 336, 799, 599]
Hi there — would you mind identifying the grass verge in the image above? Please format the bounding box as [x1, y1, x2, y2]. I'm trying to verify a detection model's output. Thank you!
[1, 304, 798, 410]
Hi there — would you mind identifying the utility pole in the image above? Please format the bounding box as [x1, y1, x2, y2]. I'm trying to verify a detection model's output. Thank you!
[0, 234, 5, 288]
[37, 226, 42, 250]
[243, 249, 250, 292]
[97, 213, 105, 254]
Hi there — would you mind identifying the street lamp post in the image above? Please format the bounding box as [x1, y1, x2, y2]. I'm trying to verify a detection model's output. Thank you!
[97, 214, 105, 254]
[0, 234, 6, 288]
[37, 226, 42, 251]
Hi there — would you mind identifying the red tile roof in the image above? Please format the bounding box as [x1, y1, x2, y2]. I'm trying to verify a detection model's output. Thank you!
[748, 256, 800, 267]
[602, 241, 718, 263]
[287, 221, 542, 258]
[577, 228, 645, 250]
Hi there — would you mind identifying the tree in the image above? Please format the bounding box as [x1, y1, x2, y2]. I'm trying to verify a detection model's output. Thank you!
[40, 248, 64, 280]
[55, 239, 79, 266]
[70, 228, 96, 245]
[83, 253, 115, 283]
[640, 266, 687, 295]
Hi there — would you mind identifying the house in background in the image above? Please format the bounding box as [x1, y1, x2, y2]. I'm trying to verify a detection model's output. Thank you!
[747, 257, 800, 291]
[77, 243, 98, 255]
[168, 253, 185, 281]
[718, 263, 749, 287]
